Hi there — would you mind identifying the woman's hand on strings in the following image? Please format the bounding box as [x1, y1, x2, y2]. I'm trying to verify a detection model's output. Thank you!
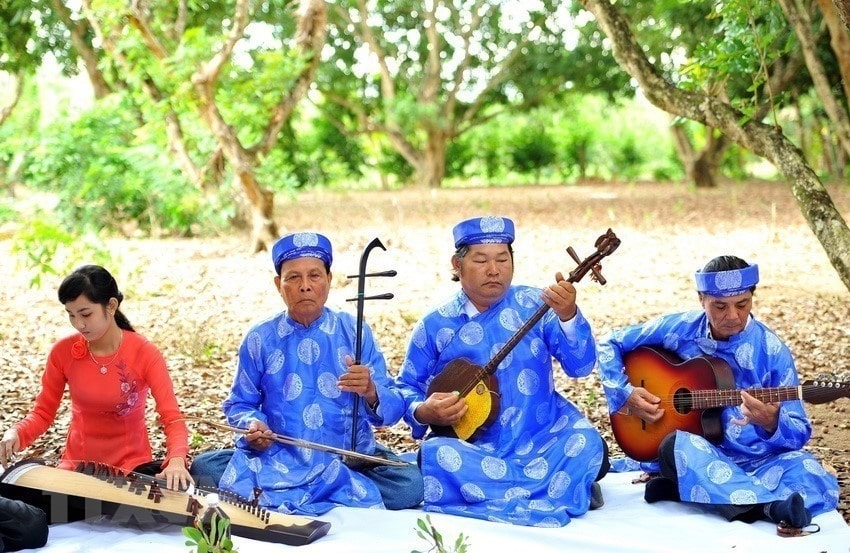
[156, 456, 194, 491]
[0, 428, 20, 469]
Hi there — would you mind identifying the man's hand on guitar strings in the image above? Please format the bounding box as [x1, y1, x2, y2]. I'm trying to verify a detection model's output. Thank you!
[732, 390, 779, 433]
[626, 388, 665, 423]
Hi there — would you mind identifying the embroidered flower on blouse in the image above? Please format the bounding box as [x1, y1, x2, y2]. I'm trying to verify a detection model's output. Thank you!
[71, 336, 88, 359]
[115, 363, 139, 417]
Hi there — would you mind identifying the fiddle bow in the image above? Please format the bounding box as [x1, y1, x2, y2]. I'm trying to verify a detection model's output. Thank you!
[344, 237, 396, 469]
[426, 229, 621, 442]
[184, 417, 407, 467]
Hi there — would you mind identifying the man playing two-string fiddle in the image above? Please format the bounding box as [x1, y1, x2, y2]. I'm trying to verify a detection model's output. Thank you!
[395, 216, 610, 527]
[190, 232, 423, 515]
[597, 255, 839, 529]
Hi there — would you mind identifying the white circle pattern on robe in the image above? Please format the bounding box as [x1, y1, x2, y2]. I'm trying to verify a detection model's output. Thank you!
[537, 436, 558, 454]
[461, 483, 486, 502]
[459, 322, 484, 345]
[523, 457, 549, 480]
[351, 478, 369, 500]
[517, 368, 540, 396]
[266, 348, 285, 374]
[481, 456, 508, 479]
[706, 460, 733, 484]
[283, 373, 303, 401]
[435, 327, 455, 352]
[436, 445, 463, 472]
[297, 338, 321, 364]
[271, 459, 290, 475]
[412, 321, 427, 348]
[734, 342, 755, 371]
[547, 471, 571, 499]
[319, 314, 336, 335]
[423, 475, 444, 502]
[499, 308, 522, 332]
[761, 465, 784, 489]
[662, 333, 680, 351]
[516, 287, 539, 308]
[322, 459, 341, 483]
[247, 332, 262, 360]
[729, 489, 758, 504]
[529, 338, 547, 361]
[317, 372, 341, 398]
[689, 485, 711, 503]
[303, 403, 324, 429]
[549, 414, 570, 433]
[563, 433, 587, 457]
[246, 455, 263, 473]
[276, 317, 294, 338]
[689, 433, 713, 454]
[804, 458, 828, 476]
[505, 487, 531, 500]
[500, 406, 522, 429]
[675, 449, 689, 477]
[597, 342, 615, 363]
[528, 499, 555, 512]
[765, 331, 783, 355]
[515, 433, 534, 455]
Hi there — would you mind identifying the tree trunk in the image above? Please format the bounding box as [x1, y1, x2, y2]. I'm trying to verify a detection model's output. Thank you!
[51, 0, 112, 99]
[420, 134, 448, 188]
[233, 172, 278, 254]
[832, 0, 850, 28]
[817, 0, 850, 106]
[581, 0, 850, 292]
[670, 122, 725, 187]
[778, 0, 850, 158]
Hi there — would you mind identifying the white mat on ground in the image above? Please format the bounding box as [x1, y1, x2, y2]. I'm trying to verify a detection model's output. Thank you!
[17, 472, 850, 553]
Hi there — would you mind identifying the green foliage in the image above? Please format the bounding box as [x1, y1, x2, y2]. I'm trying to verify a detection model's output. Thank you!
[412, 515, 469, 553]
[183, 511, 237, 553]
[509, 122, 557, 182]
[10, 217, 112, 288]
[22, 94, 230, 237]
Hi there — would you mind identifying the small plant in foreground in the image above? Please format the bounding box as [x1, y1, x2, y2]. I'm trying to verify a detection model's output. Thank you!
[411, 514, 470, 553]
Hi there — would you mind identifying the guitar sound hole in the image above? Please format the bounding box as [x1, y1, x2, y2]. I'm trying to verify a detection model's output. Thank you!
[672, 389, 693, 414]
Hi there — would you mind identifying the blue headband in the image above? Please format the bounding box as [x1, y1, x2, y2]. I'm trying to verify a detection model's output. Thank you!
[694, 264, 759, 297]
[452, 216, 515, 248]
[272, 232, 333, 273]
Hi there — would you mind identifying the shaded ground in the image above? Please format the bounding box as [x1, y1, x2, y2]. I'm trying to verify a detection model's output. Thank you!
[1, 180, 848, 521]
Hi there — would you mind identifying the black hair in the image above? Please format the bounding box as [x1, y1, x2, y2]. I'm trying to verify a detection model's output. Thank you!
[700, 255, 757, 294]
[451, 243, 514, 282]
[58, 265, 135, 332]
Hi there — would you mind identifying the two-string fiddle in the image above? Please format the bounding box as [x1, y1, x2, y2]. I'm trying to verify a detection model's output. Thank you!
[344, 237, 396, 469]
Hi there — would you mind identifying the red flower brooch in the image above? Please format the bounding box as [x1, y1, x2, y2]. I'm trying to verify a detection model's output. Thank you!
[71, 336, 88, 359]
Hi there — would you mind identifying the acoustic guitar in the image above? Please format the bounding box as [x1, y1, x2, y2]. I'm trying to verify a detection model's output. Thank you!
[0, 458, 330, 546]
[609, 346, 850, 462]
[426, 229, 620, 442]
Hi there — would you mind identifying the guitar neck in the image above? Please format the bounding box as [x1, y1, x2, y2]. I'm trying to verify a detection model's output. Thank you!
[692, 383, 846, 409]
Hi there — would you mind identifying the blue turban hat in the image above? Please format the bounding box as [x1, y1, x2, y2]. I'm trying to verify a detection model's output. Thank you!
[694, 264, 759, 297]
[272, 232, 333, 273]
[452, 216, 515, 248]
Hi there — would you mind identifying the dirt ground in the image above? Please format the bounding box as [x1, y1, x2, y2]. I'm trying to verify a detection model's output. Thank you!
[1, 180, 849, 521]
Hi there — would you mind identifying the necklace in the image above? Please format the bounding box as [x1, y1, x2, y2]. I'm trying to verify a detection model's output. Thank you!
[88, 331, 123, 375]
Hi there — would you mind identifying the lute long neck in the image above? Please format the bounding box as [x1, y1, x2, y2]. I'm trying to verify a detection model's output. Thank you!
[484, 303, 549, 374]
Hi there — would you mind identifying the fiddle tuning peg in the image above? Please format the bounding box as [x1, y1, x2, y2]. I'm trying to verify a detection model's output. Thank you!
[567, 246, 607, 285]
